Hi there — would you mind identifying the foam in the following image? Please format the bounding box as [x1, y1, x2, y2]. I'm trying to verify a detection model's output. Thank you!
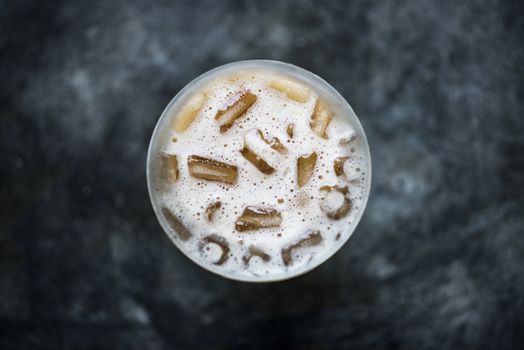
[150, 65, 370, 281]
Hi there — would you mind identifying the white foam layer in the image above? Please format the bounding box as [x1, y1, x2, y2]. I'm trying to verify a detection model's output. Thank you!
[150, 65, 370, 281]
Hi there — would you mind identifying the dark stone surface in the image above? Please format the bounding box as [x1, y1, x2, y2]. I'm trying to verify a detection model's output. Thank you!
[1, 0, 523, 349]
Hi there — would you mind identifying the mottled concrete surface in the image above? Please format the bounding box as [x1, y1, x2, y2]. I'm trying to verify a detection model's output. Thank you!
[1, 0, 523, 349]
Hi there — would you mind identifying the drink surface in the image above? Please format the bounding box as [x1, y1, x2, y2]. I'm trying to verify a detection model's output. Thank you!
[148, 61, 371, 282]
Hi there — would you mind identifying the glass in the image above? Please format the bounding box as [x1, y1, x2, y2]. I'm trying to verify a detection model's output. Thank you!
[146, 60, 371, 282]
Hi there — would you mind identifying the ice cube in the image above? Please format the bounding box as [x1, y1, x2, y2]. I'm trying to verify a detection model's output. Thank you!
[199, 234, 230, 265]
[161, 207, 191, 241]
[339, 131, 356, 145]
[187, 155, 238, 184]
[173, 92, 206, 132]
[281, 230, 323, 266]
[333, 156, 349, 177]
[235, 206, 282, 232]
[319, 185, 352, 220]
[310, 98, 333, 139]
[215, 90, 257, 133]
[343, 161, 360, 182]
[297, 152, 317, 187]
[270, 78, 310, 102]
[240, 147, 275, 175]
[205, 201, 222, 221]
[242, 245, 271, 265]
[160, 154, 178, 184]
[241, 129, 285, 175]
[255, 129, 288, 154]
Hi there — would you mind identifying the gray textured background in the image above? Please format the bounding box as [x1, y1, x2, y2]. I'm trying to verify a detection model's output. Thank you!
[1, 0, 524, 349]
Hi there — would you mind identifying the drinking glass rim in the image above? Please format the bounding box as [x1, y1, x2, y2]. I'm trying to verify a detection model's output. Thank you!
[146, 59, 372, 283]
